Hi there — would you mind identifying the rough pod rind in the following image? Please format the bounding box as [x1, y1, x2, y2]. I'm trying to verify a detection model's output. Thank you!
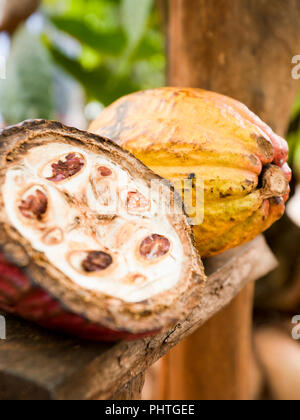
[89, 87, 291, 257]
[0, 120, 205, 341]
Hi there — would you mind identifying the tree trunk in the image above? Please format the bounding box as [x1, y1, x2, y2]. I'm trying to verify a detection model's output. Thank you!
[168, 0, 300, 134]
[160, 0, 300, 401]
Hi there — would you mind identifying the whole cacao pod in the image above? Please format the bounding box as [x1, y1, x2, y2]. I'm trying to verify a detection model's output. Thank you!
[90, 88, 291, 257]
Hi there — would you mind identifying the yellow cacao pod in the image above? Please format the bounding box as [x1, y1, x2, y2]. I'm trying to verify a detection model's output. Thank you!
[90, 88, 291, 257]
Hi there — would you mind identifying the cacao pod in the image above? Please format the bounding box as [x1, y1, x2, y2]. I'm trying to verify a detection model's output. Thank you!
[90, 87, 291, 257]
[0, 120, 204, 341]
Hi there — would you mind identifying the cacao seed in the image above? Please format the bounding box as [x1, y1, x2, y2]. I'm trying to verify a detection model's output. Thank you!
[82, 251, 113, 272]
[47, 153, 84, 182]
[98, 166, 113, 177]
[19, 189, 48, 220]
[140, 234, 171, 260]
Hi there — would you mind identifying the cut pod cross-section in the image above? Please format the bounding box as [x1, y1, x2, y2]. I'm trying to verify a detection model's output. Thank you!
[0, 120, 205, 341]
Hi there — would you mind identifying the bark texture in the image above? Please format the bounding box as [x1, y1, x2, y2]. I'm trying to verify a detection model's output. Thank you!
[110, 373, 146, 401]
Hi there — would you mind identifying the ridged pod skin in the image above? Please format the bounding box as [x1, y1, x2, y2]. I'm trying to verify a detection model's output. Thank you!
[0, 120, 205, 342]
[90, 87, 291, 257]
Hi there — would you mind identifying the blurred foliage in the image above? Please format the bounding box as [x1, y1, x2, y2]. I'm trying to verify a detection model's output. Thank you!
[287, 90, 300, 181]
[0, 26, 56, 125]
[42, 0, 166, 106]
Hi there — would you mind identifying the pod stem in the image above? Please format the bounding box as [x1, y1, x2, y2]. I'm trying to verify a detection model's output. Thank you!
[261, 164, 289, 199]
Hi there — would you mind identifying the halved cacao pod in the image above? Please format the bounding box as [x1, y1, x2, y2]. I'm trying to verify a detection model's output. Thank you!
[90, 87, 291, 257]
[0, 120, 205, 341]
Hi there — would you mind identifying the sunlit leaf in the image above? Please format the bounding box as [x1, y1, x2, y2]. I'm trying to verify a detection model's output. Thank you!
[135, 32, 164, 60]
[46, 41, 139, 105]
[290, 89, 300, 122]
[50, 16, 127, 55]
[42, 0, 166, 107]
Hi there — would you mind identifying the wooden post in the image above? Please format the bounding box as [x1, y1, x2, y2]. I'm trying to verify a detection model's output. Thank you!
[160, 0, 300, 400]
[160, 285, 254, 400]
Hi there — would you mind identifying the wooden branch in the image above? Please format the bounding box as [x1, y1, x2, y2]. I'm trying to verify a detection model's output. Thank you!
[0, 236, 276, 400]
[109, 373, 146, 401]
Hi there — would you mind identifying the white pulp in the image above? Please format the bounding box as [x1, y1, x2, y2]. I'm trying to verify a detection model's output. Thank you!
[3, 142, 183, 303]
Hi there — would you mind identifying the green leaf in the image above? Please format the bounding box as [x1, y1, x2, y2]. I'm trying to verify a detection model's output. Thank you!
[120, 0, 153, 48]
[41, 0, 165, 107]
[134, 33, 164, 60]
[45, 40, 109, 93]
[290, 89, 300, 122]
[45, 40, 139, 105]
[292, 131, 300, 179]
[50, 16, 127, 55]
[0, 26, 55, 125]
